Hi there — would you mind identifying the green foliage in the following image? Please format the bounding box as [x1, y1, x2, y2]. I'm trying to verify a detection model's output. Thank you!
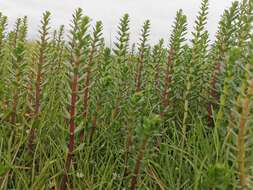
[0, 1, 253, 190]
[161, 9, 187, 119]
[183, 0, 209, 130]
[203, 163, 231, 189]
[135, 19, 151, 92]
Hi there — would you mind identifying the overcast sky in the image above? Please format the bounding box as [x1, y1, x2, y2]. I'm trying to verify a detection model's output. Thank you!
[1, 0, 235, 45]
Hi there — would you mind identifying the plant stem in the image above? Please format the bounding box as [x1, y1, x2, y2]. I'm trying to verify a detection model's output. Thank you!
[160, 50, 173, 118]
[60, 71, 79, 190]
[237, 78, 253, 188]
[130, 136, 148, 190]
[80, 44, 96, 142]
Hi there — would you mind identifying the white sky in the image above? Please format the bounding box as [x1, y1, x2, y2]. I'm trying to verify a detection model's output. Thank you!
[1, 0, 235, 45]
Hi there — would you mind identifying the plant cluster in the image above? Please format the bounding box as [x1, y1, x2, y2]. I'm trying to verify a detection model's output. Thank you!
[0, 0, 253, 189]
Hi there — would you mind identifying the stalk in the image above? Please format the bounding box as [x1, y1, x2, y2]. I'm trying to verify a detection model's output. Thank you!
[152, 39, 165, 93]
[10, 17, 27, 124]
[160, 9, 187, 118]
[89, 102, 100, 143]
[207, 2, 238, 126]
[80, 21, 103, 142]
[207, 62, 221, 125]
[135, 20, 150, 92]
[123, 20, 150, 180]
[161, 50, 173, 118]
[89, 46, 111, 143]
[111, 14, 130, 120]
[160, 10, 188, 118]
[122, 92, 140, 179]
[28, 12, 50, 153]
[215, 48, 240, 128]
[60, 73, 78, 190]
[130, 136, 148, 190]
[60, 10, 90, 190]
[182, 0, 208, 135]
[10, 18, 21, 124]
[237, 78, 253, 188]
[130, 114, 160, 190]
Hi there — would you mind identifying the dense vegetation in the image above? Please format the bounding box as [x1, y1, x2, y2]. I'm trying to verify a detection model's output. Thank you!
[0, 0, 253, 189]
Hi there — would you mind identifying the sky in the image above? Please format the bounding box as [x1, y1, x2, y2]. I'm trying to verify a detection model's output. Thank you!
[1, 0, 235, 46]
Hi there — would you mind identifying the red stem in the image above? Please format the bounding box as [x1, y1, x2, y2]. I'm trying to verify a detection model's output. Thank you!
[89, 102, 100, 143]
[112, 96, 120, 120]
[80, 46, 95, 142]
[123, 124, 133, 177]
[28, 41, 45, 153]
[207, 63, 221, 126]
[11, 92, 18, 124]
[160, 50, 173, 118]
[237, 79, 253, 187]
[135, 51, 145, 92]
[154, 63, 161, 88]
[60, 72, 78, 190]
[130, 136, 148, 190]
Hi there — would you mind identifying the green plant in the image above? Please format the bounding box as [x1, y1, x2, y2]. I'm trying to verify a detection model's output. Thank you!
[111, 13, 130, 120]
[182, 0, 209, 139]
[160, 9, 187, 118]
[0, 1, 252, 190]
[207, 1, 239, 126]
[28, 11, 51, 153]
[60, 9, 90, 190]
[130, 114, 161, 190]
[135, 20, 150, 92]
[80, 20, 103, 142]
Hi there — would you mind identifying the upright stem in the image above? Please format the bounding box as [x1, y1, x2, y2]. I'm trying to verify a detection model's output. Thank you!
[130, 136, 148, 190]
[10, 22, 20, 124]
[60, 70, 79, 190]
[237, 78, 253, 188]
[135, 51, 145, 92]
[80, 44, 95, 142]
[111, 96, 120, 120]
[160, 50, 173, 118]
[123, 124, 133, 177]
[89, 102, 100, 143]
[28, 33, 46, 153]
[207, 62, 221, 126]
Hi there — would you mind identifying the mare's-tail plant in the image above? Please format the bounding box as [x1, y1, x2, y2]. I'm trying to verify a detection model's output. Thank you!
[0, 13, 7, 66]
[89, 45, 112, 143]
[60, 9, 90, 190]
[111, 13, 130, 120]
[7, 18, 22, 123]
[0, 14, 8, 112]
[122, 20, 150, 179]
[80, 21, 103, 142]
[160, 9, 187, 118]
[214, 48, 240, 129]
[151, 39, 165, 99]
[231, 0, 253, 122]
[236, 78, 253, 188]
[207, 1, 239, 126]
[135, 20, 150, 92]
[0, 13, 7, 61]
[182, 0, 209, 137]
[122, 91, 143, 178]
[215, 0, 252, 129]
[145, 39, 166, 115]
[9, 16, 28, 124]
[228, 40, 253, 188]
[44, 25, 67, 123]
[130, 114, 161, 190]
[28, 11, 51, 152]
[228, 3, 253, 186]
